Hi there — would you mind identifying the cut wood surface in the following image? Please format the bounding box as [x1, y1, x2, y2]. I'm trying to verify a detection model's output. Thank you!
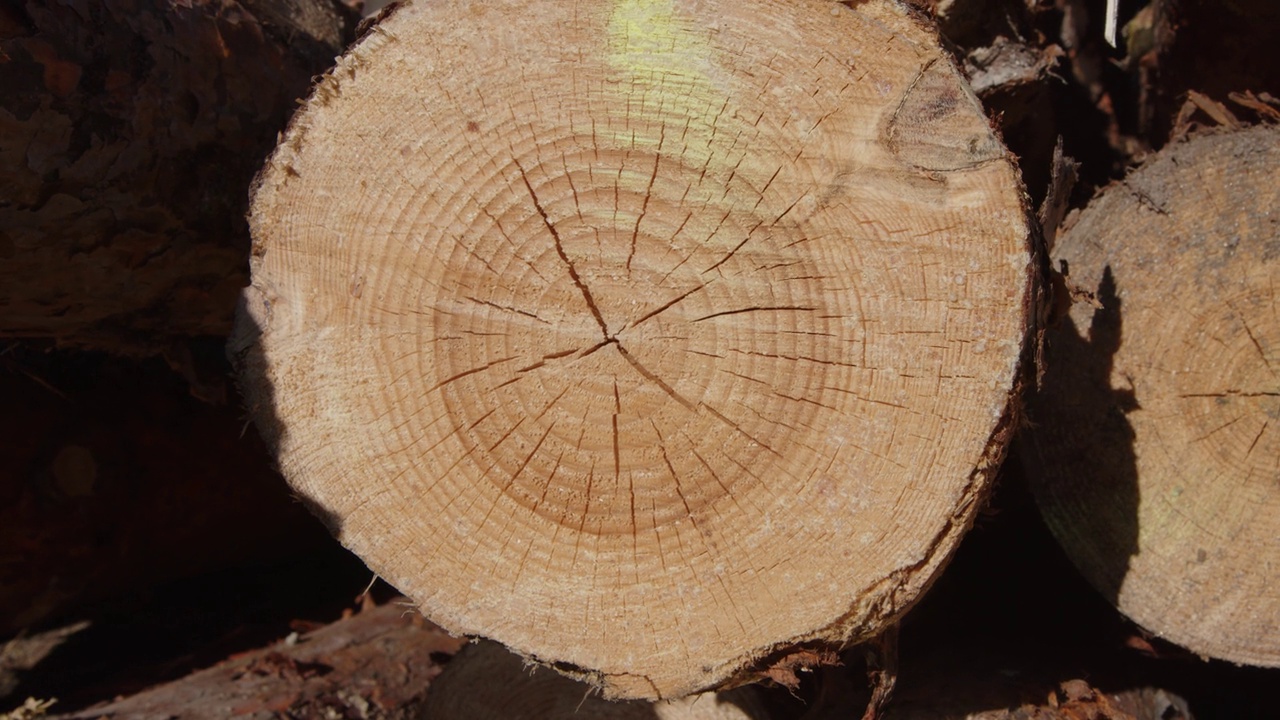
[0, 0, 353, 353]
[425, 640, 771, 720]
[236, 0, 1035, 698]
[1024, 125, 1280, 666]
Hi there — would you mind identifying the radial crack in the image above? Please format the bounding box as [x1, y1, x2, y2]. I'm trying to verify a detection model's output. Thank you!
[624, 280, 714, 331]
[613, 380, 622, 482]
[627, 129, 663, 272]
[465, 296, 551, 324]
[693, 305, 815, 322]
[1178, 390, 1280, 398]
[615, 343, 695, 410]
[699, 402, 782, 457]
[426, 356, 517, 393]
[1240, 315, 1277, 378]
[515, 160, 611, 337]
[702, 221, 762, 275]
[1246, 420, 1268, 460]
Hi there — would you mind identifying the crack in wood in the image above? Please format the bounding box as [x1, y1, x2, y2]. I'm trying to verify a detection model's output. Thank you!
[1178, 390, 1280, 398]
[627, 128, 663, 272]
[515, 160, 611, 338]
[614, 342, 695, 410]
[692, 306, 816, 322]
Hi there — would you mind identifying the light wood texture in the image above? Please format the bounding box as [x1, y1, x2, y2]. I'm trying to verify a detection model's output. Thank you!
[1025, 125, 1280, 666]
[238, 0, 1034, 698]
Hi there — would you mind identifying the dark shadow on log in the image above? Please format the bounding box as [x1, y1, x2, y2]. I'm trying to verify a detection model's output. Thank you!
[423, 640, 774, 720]
[887, 446, 1274, 720]
[228, 292, 342, 536]
[1022, 265, 1139, 608]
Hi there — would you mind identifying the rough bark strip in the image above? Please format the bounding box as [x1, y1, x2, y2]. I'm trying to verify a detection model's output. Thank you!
[54, 602, 464, 720]
[423, 641, 772, 720]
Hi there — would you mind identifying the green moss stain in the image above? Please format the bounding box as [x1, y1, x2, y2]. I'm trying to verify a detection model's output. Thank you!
[602, 0, 729, 170]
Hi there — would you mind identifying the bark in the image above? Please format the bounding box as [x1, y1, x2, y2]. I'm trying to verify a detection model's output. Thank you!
[804, 660, 1187, 720]
[0, 0, 355, 354]
[236, 0, 1037, 699]
[53, 601, 465, 720]
[1140, 0, 1280, 144]
[1023, 124, 1280, 666]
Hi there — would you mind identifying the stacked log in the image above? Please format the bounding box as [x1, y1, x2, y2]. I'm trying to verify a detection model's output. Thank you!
[235, 0, 1036, 700]
[1024, 125, 1280, 667]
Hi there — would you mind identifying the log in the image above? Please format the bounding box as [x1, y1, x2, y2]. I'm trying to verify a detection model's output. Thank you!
[53, 601, 465, 720]
[235, 0, 1037, 699]
[0, 0, 355, 353]
[1023, 125, 1280, 666]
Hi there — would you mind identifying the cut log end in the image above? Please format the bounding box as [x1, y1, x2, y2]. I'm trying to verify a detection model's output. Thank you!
[1025, 124, 1280, 667]
[239, 0, 1034, 698]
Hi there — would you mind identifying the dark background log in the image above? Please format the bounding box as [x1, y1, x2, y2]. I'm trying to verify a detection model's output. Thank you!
[0, 344, 333, 641]
[0, 0, 355, 354]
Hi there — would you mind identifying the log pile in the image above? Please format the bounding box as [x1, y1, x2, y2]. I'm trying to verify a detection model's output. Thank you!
[2, 0, 1277, 717]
